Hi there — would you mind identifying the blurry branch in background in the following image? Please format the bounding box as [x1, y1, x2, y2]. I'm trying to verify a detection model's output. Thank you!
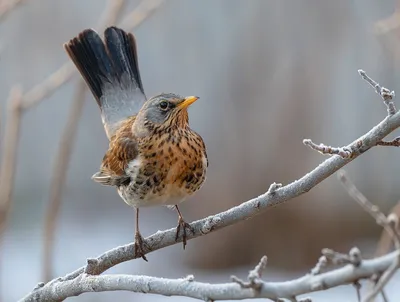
[0, 0, 26, 22]
[374, 0, 400, 35]
[118, 0, 164, 30]
[0, 87, 22, 238]
[338, 170, 400, 302]
[42, 83, 87, 282]
[42, 0, 127, 283]
[20, 71, 400, 300]
[375, 201, 400, 257]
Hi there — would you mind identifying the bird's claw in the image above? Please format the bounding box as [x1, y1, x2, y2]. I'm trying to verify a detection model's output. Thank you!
[175, 218, 195, 249]
[134, 232, 149, 261]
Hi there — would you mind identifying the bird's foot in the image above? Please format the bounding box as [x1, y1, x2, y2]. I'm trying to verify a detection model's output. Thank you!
[134, 232, 149, 261]
[175, 217, 195, 249]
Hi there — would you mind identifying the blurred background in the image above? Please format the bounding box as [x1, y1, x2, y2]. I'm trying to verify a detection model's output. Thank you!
[1, 0, 400, 301]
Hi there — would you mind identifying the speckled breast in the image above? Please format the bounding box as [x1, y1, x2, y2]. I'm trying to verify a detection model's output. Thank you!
[119, 129, 208, 208]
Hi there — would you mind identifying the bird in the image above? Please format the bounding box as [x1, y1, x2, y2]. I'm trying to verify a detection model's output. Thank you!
[63, 26, 208, 261]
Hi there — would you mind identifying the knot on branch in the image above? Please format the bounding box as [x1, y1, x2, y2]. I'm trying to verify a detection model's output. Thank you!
[84, 258, 100, 275]
[267, 182, 282, 195]
[185, 274, 195, 282]
[231, 256, 267, 291]
[310, 255, 328, 275]
[387, 213, 399, 230]
[201, 216, 221, 234]
[322, 247, 362, 267]
[33, 282, 45, 291]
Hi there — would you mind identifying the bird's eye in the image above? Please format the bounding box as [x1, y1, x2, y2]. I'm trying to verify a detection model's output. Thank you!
[159, 101, 169, 110]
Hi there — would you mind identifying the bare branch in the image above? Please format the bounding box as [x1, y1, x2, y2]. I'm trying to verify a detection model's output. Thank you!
[42, 82, 87, 281]
[20, 251, 400, 301]
[0, 0, 26, 22]
[309, 256, 328, 275]
[375, 200, 400, 257]
[231, 256, 267, 290]
[376, 136, 400, 147]
[0, 86, 23, 238]
[118, 0, 165, 30]
[338, 170, 400, 249]
[337, 170, 400, 301]
[41, 0, 127, 283]
[364, 259, 399, 302]
[358, 69, 396, 115]
[354, 281, 361, 302]
[303, 139, 355, 158]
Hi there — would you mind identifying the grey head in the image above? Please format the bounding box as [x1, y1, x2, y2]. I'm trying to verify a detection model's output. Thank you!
[133, 93, 199, 135]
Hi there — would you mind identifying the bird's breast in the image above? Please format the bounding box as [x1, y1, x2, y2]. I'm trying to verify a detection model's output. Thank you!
[120, 129, 207, 208]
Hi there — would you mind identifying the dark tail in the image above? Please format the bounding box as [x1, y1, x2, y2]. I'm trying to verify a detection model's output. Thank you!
[64, 26, 145, 108]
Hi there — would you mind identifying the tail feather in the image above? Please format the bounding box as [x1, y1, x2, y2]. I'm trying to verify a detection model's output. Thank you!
[64, 26, 146, 138]
[104, 27, 144, 93]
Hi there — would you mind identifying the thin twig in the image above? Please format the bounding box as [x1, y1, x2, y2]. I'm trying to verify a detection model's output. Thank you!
[376, 136, 400, 147]
[0, 0, 26, 22]
[19, 62, 75, 110]
[118, 0, 165, 30]
[338, 170, 400, 302]
[231, 256, 267, 290]
[0, 86, 23, 239]
[42, 0, 126, 282]
[338, 170, 400, 249]
[381, 289, 389, 302]
[364, 259, 399, 302]
[303, 139, 355, 158]
[42, 82, 87, 281]
[309, 255, 328, 275]
[375, 200, 400, 257]
[358, 69, 396, 115]
[354, 281, 361, 302]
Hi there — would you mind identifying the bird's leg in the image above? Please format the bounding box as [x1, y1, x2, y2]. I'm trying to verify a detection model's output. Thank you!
[174, 205, 195, 249]
[134, 208, 149, 261]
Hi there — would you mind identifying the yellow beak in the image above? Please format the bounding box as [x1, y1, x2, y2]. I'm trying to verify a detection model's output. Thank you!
[178, 96, 199, 109]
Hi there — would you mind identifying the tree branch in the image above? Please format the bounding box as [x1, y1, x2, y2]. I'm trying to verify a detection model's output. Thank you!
[20, 251, 399, 301]
[0, 86, 23, 239]
[338, 170, 400, 301]
[0, 0, 26, 22]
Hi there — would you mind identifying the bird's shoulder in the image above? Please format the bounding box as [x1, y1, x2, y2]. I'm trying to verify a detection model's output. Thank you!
[103, 115, 138, 174]
[92, 116, 138, 186]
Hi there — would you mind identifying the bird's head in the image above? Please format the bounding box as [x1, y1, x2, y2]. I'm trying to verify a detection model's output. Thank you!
[134, 93, 199, 135]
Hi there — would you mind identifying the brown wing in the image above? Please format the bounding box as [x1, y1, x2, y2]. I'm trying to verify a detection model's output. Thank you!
[92, 117, 138, 186]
